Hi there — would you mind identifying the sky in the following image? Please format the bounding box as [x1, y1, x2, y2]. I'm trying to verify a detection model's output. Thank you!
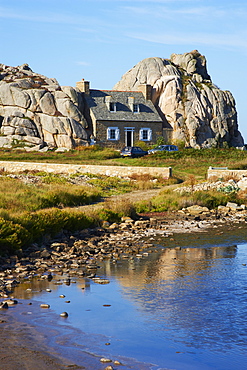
[1, 0, 247, 141]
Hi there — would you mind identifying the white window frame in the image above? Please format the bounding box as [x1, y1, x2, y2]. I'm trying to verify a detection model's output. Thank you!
[133, 104, 140, 113]
[139, 128, 152, 141]
[107, 127, 120, 141]
[109, 102, 117, 112]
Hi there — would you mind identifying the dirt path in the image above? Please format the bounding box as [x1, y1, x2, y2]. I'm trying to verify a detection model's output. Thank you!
[76, 184, 179, 213]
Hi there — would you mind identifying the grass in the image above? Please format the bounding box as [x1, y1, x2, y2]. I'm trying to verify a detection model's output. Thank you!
[0, 209, 95, 256]
[1, 146, 247, 255]
[135, 188, 242, 214]
[0, 145, 119, 163]
[0, 177, 101, 213]
[1, 146, 247, 181]
[0, 171, 175, 255]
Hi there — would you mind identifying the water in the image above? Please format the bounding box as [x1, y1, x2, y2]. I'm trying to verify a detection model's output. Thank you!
[11, 232, 247, 370]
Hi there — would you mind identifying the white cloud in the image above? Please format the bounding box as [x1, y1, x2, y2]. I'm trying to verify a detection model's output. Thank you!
[76, 61, 90, 66]
[123, 4, 245, 19]
[128, 31, 247, 50]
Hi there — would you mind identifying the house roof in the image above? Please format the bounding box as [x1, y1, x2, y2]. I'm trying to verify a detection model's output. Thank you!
[84, 89, 163, 122]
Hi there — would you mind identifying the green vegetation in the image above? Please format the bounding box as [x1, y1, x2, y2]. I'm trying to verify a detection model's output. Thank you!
[0, 177, 101, 213]
[1, 146, 247, 181]
[0, 171, 175, 255]
[0, 145, 119, 163]
[1, 146, 247, 255]
[135, 188, 241, 214]
[0, 209, 94, 256]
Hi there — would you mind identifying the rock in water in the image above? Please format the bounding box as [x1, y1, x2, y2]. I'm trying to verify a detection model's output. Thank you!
[113, 50, 244, 149]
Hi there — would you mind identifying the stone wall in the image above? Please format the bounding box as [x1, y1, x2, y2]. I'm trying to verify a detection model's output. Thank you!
[0, 161, 172, 178]
[207, 167, 247, 180]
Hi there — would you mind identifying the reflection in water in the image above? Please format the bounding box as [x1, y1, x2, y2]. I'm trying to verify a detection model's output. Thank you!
[101, 245, 247, 359]
[12, 244, 247, 370]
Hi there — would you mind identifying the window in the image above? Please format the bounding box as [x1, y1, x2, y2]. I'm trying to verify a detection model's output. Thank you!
[139, 128, 152, 141]
[107, 127, 120, 141]
[133, 104, 140, 113]
[109, 102, 117, 112]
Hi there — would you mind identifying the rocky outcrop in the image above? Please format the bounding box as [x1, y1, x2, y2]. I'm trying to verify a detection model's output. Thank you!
[0, 64, 88, 150]
[113, 50, 244, 148]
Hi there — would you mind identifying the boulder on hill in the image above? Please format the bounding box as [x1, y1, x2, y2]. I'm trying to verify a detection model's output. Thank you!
[113, 50, 244, 149]
[0, 63, 88, 150]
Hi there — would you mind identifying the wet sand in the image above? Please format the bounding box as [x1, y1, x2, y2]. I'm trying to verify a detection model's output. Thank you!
[0, 296, 156, 370]
[0, 307, 86, 370]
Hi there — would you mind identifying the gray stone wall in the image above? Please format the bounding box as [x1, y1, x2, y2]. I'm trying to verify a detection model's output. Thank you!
[96, 120, 163, 149]
[207, 167, 247, 180]
[0, 161, 172, 178]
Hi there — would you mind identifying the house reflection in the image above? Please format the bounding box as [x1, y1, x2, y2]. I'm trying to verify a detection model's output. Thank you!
[104, 245, 238, 290]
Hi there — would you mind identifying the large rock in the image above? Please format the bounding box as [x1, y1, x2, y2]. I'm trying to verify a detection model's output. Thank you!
[237, 177, 247, 191]
[113, 50, 244, 148]
[0, 64, 88, 149]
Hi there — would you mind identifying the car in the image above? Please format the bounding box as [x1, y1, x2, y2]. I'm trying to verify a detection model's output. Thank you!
[120, 146, 148, 158]
[148, 144, 178, 154]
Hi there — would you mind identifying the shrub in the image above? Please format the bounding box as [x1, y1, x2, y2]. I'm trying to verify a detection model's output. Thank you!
[15, 209, 94, 244]
[135, 200, 152, 213]
[0, 218, 30, 255]
[172, 139, 186, 149]
[135, 188, 241, 214]
[104, 199, 138, 219]
[37, 188, 100, 209]
[193, 191, 238, 208]
[134, 140, 150, 151]
[156, 136, 166, 146]
[96, 208, 120, 224]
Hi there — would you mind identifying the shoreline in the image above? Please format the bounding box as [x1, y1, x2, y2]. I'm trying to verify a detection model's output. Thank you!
[1, 213, 247, 369]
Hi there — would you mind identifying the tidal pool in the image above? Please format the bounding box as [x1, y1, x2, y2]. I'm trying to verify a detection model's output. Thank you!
[11, 230, 247, 370]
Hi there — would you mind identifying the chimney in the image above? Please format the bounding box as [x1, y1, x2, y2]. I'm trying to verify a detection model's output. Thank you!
[105, 95, 116, 112]
[76, 79, 90, 94]
[128, 96, 135, 111]
[138, 84, 152, 100]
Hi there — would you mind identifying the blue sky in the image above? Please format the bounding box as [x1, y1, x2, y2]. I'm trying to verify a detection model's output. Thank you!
[1, 0, 247, 141]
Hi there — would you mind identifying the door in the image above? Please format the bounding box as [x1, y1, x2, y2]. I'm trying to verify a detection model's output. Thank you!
[125, 128, 134, 146]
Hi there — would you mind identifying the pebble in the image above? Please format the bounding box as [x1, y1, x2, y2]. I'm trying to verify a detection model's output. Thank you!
[93, 278, 110, 285]
[100, 358, 112, 363]
[40, 304, 50, 309]
[4, 299, 18, 305]
[0, 302, 8, 309]
[60, 312, 68, 317]
[113, 360, 122, 365]
[0, 212, 245, 306]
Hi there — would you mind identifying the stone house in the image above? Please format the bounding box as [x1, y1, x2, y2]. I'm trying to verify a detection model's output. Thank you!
[77, 80, 172, 148]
